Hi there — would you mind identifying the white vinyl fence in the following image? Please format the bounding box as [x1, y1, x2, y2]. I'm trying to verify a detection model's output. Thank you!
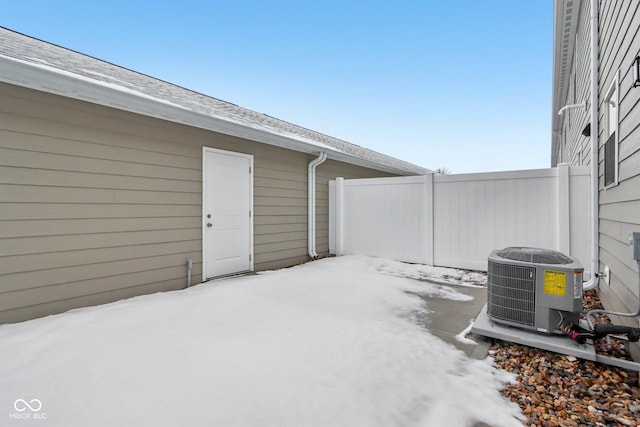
[329, 164, 592, 273]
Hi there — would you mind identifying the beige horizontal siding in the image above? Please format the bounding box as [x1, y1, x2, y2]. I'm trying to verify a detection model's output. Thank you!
[0, 277, 186, 324]
[253, 215, 307, 226]
[252, 148, 309, 272]
[0, 82, 402, 323]
[0, 217, 199, 238]
[0, 82, 199, 322]
[0, 229, 202, 257]
[254, 230, 307, 246]
[0, 184, 200, 205]
[0, 165, 200, 193]
[253, 249, 310, 267]
[254, 205, 307, 216]
[0, 145, 201, 182]
[1, 240, 201, 277]
[254, 186, 306, 199]
[255, 222, 307, 235]
[254, 195, 308, 207]
[1, 252, 201, 305]
[0, 125, 201, 170]
[0, 203, 196, 220]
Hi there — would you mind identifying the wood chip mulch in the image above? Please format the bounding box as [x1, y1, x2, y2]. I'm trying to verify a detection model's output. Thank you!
[490, 290, 640, 426]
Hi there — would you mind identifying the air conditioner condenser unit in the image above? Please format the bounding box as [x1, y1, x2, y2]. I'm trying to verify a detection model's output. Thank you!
[487, 247, 583, 334]
[473, 240, 640, 372]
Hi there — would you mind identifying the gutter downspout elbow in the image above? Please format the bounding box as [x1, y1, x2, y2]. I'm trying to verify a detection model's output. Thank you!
[584, 0, 600, 292]
[557, 101, 587, 116]
[308, 152, 327, 259]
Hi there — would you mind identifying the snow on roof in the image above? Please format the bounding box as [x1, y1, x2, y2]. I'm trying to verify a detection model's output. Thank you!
[0, 27, 429, 175]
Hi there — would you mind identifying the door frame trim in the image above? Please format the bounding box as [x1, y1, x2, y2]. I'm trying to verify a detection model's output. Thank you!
[202, 146, 254, 281]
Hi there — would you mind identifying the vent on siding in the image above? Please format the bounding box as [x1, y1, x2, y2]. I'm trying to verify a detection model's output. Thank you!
[604, 132, 616, 187]
[488, 261, 536, 326]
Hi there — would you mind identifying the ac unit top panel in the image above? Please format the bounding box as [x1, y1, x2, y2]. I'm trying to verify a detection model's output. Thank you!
[493, 247, 581, 270]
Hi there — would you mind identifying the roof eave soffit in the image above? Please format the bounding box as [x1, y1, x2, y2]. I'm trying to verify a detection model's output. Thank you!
[551, 0, 580, 133]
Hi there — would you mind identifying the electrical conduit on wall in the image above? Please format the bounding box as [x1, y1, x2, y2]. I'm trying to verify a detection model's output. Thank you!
[308, 152, 327, 258]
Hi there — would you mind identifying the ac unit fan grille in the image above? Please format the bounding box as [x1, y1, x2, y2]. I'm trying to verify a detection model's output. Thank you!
[488, 261, 536, 326]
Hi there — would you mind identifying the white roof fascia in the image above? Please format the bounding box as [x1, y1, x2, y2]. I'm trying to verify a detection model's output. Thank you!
[0, 54, 425, 176]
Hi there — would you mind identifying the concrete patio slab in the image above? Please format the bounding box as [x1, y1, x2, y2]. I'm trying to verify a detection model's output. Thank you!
[416, 282, 492, 359]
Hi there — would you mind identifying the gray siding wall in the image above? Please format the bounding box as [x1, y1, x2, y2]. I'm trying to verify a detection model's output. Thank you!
[597, 1, 640, 331]
[0, 83, 394, 323]
[555, 1, 640, 358]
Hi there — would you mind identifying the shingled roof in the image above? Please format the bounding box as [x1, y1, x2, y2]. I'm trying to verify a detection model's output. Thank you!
[0, 27, 429, 175]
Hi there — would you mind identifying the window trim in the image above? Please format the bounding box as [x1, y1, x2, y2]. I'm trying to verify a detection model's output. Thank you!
[603, 70, 619, 189]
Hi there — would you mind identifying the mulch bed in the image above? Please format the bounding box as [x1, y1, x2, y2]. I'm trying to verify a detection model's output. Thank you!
[490, 290, 640, 426]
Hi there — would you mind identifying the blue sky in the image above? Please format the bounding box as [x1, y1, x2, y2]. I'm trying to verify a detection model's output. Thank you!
[3, 1, 552, 174]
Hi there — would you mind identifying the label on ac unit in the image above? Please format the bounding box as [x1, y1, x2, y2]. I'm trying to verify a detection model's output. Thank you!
[543, 270, 566, 296]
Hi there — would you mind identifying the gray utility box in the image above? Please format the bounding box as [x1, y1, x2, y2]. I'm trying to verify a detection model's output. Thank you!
[487, 247, 584, 334]
[630, 232, 640, 261]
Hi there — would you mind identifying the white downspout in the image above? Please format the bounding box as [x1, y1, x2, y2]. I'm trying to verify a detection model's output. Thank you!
[308, 152, 327, 258]
[557, 102, 586, 116]
[584, 0, 600, 291]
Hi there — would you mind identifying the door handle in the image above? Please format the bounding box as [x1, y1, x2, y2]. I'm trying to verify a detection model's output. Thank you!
[207, 223, 213, 228]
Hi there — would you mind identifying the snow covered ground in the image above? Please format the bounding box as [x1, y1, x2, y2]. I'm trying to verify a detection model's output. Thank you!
[1, 256, 523, 427]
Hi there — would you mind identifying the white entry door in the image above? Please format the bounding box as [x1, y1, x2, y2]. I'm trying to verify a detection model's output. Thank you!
[203, 147, 253, 279]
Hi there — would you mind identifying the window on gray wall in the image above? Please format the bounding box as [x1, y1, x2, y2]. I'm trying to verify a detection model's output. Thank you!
[604, 72, 619, 188]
